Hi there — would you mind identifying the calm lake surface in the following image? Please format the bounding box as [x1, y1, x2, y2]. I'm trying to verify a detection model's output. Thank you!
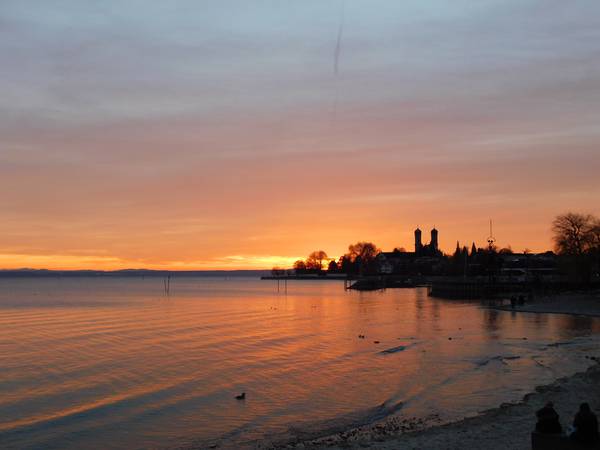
[1, 277, 599, 449]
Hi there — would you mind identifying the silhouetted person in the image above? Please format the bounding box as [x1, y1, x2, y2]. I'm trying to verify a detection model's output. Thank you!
[536, 401, 562, 434]
[571, 403, 598, 445]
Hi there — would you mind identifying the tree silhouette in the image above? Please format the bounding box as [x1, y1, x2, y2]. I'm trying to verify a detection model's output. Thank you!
[552, 212, 600, 284]
[306, 250, 328, 270]
[293, 260, 307, 273]
[339, 255, 355, 274]
[552, 212, 595, 256]
[345, 242, 381, 275]
[347, 242, 380, 263]
[588, 219, 600, 252]
[327, 260, 338, 272]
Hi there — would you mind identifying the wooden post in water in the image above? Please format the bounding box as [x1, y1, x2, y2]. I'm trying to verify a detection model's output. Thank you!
[344, 278, 351, 290]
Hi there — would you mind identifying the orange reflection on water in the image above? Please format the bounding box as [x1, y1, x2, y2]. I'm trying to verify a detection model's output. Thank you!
[0, 277, 599, 449]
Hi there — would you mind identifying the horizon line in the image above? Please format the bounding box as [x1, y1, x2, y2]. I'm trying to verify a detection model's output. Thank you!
[0, 268, 271, 273]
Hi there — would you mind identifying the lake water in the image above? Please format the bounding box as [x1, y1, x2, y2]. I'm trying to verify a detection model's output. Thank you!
[1, 277, 599, 449]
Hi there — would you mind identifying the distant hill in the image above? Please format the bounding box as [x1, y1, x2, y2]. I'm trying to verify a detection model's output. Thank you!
[0, 269, 270, 278]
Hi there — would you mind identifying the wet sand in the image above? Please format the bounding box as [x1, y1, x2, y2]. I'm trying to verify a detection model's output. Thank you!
[264, 360, 600, 450]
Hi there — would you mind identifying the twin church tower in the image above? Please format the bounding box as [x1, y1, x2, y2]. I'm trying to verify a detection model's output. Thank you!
[414, 227, 440, 257]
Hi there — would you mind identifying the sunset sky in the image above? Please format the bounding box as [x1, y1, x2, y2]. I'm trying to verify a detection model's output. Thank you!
[1, 1, 600, 270]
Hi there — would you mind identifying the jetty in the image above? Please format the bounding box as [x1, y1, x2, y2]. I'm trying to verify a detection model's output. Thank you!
[260, 274, 350, 281]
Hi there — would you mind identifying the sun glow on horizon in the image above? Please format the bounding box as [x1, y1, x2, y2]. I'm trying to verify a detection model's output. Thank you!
[0, 253, 306, 271]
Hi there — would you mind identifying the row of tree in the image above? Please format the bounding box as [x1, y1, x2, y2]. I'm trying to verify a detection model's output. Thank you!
[293, 250, 331, 272]
[291, 242, 381, 275]
[273, 212, 600, 282]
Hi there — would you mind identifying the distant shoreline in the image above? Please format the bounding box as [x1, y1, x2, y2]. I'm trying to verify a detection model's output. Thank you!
[261, 275, 351, 281]
[0, 269, 270, 278]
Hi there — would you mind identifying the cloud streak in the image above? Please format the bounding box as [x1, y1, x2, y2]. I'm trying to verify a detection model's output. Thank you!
[334, 0, 345, 76]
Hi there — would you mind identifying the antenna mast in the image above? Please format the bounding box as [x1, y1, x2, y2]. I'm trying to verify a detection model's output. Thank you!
[487, 219, 496, 251]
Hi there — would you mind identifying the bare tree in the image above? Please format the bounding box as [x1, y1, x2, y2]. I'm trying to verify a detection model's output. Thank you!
[589, 219, 600, 253]
[552, 212, 595, 256]
[293, 260, 307, 272]
[346, 242, 380, 263]
[345, 242, 381, 276]
[306, 250, 328, 270]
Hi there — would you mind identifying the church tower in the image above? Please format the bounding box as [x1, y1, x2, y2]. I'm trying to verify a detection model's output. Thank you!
[430, 227, 439, 251]
[414, 228, 423, 253]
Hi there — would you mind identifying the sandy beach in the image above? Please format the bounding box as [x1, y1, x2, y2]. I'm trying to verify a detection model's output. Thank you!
[262, 292, 600, 450]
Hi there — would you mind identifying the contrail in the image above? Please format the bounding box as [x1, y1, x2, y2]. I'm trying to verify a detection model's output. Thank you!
[331, 0, 346, 125]
[334, 0, 345, 76]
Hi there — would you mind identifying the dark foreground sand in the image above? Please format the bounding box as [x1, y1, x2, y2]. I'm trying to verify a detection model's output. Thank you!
[262, 292, 600, 450]
[264, 360, 600, 450]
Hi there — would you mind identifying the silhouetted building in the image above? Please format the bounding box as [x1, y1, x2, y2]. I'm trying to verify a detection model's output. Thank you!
[415, 227, 441, 257]
[378, 227, 443, 274]
[498, 251, 558, 282]
[415, 228, 423, 253]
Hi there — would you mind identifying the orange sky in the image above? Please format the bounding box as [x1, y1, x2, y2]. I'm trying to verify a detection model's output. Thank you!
[1, 1, 600, 270]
